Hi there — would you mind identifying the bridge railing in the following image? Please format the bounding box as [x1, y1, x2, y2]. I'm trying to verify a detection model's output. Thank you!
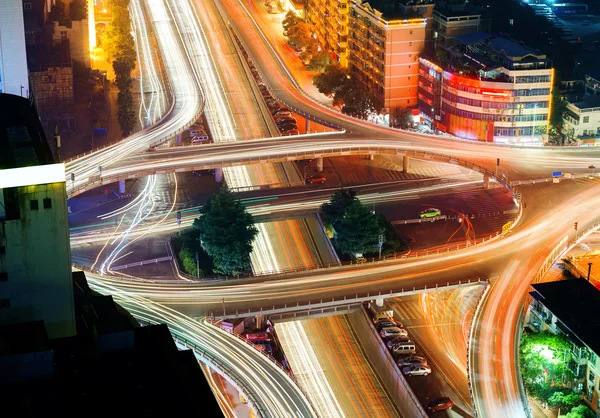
[213, 277, 486, 319]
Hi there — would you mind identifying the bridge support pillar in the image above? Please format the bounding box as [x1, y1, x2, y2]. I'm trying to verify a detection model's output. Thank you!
[316, 157, 323, 172]
[367, 154, 374, 160]
[376, 298, 384, 307]
[215, 168, 223, 183]
[176, 133, 182, 146]
[483, 174, 490, 189]
[118, 180, 126, 194]
[305, 118, 310, 134]
[402, 155, 409, 173]
[256, 315, 262, 329]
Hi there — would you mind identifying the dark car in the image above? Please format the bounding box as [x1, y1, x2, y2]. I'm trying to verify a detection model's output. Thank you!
[278, 123, 298, 132]
[376, 321, 398, 331]
[276, 118, 296, 126]
[307, 174, 326, 184]
[427, 397, 454, 412]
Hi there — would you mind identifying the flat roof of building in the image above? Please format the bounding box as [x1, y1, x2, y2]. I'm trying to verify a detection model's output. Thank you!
[572, 95, 600, 110]
[457, 31, 545, 60]
[530, 279, 600, 355]
[357, 0, 433, 20]
[0, 93, 53, 170]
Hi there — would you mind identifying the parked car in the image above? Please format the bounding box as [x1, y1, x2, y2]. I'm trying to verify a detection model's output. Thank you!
[376, 321, 399, 331]
[427, 397, 454, 412]
[191, 135, 210, 144]
[307, 174, 326, 184]
[419, 207, 441, 218]
[398, 355, 427, 367]
[380, 327, 405, 338]
[273, 109, 292, 117]
[375, 317, 402, 328]
[372, 314, 391, 324]
[278, 124, 298, 132]
[386, 337, 411, 350]
[392, 343, 416, 355]
[402, 364, 431, 376]
[275, 116, 296, 124]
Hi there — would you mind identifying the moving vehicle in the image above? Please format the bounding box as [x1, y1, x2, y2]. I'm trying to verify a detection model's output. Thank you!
[379, 327, 405, 338]
[419, 207, 441, 218]
[402, 364, 431, 376]
[307, 174, 326, 184]
[398, 355, 427, 367]
[427, 397, 454, 411]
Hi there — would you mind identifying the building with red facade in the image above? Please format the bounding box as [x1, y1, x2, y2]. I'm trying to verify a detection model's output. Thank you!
[418, 32, 553, 144]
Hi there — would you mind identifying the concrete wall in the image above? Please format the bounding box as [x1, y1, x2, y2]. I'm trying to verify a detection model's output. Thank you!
[0, 0, 30, 96]
[346, 306, 428, 418]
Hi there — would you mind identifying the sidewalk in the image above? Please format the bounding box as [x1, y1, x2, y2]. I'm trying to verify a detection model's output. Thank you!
[528, 396, 557, 418]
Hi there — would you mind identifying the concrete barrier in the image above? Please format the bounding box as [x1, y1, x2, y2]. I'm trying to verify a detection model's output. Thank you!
[347, 306, 428, 418]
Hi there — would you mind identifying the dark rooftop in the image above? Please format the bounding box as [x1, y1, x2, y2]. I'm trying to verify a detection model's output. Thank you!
[530, 279, 600, 355]
[457, 31, 545, 60]
[357, 0, 434, 20]
[0, 93, 54, 169]
[571, 95, 600, 110]
[0, 271, 222, 416]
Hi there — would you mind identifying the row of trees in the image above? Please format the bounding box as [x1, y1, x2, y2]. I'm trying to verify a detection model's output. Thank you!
[312, 65, 382, 119]
[282, 12, 332, 71]
[520, 331, 594, 418]
[103, 0, 137, 136]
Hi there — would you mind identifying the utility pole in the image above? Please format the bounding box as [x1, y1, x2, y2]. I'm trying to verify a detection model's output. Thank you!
[195, 251, 199, 279]
[496, 158, 500, 177]
[53, 125, 61, 162]
[378, 234, 383, 260]
[588, 262, 593, 282]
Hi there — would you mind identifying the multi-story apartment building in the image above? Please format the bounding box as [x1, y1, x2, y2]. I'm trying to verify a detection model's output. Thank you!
[432, 8, 488, 51]
[563, 96, 600, 145]
[348, 0, 432, 116]
[0, 0, 29, 96]
[306, 0, 350, 66]
[0, 93, 76, 339]
[528, 279, 600, 414]
[418, 32, 553, 144]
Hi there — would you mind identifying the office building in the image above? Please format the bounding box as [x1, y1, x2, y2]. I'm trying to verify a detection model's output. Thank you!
[349, 0, 432, 116]
[528, 279, 600, 414]
[432, 8, 488, 51]
[418, 32, 553, 143]
[0, 0, 30, 96]
[0, 93, 75, 339]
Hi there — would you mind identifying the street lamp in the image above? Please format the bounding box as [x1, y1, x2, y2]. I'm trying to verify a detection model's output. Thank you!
[589, 165, 596, 178]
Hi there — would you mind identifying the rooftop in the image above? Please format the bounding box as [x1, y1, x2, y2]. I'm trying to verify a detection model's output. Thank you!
[457, 31, 546, 61]
[530, 279, 600, 356]
[0, 93, 54, 170]
[571, 95, 600, 110]
[355, 0, 434, 20]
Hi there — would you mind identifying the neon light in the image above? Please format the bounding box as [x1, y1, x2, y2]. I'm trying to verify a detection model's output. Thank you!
[482, 91, 510, 96]
[0, 163, 65, 188]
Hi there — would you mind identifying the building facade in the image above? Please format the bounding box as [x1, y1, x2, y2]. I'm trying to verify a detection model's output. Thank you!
[563, 97, 600, 145]
[349, 0, 428, 115]
[0, 0, 30, 96]
[528, 279, 600, 414]
[418, 32, 553, 144]
[432, 9, 486, 51]
[0, 94, 75, 339]
[306, 0, 350, 66]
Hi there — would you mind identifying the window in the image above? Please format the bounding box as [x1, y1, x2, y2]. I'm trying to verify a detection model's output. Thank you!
[43, 198, 52, 209]
[409, 42, 412, 46]
[583, 116, 590, 123]
[410, 30, 413, 35]
[61, 31, 67, 40]
[30, 199, 39, 210]
[24, 3, 31, 10]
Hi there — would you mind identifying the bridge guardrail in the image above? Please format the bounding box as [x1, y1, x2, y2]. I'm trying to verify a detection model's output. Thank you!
[213, 278, 486, 319]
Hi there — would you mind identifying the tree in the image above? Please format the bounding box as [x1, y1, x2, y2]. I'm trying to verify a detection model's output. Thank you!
[287, 22, 313, 50]
[313, 65, 350, 97]
[321, 188, 357, 227]
[282, 11, 300, 35]
[308, 50, 332, 72]
[113, 56, 135, 90]
[341, 84, 382, 119]
[117, 89, 136, 136]
[395, 108, 414, 129]
[560, 404, 595, 418]
[549, 391, 582, 412]
[194, 188, 258, 275]
[550, 88, 567, 128]
[334, 200, 385, 256]
[179, 247, 203, 277]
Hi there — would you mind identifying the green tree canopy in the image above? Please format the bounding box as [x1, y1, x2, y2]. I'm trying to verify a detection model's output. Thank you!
[117, 89, 136, 136]
[333, 200, 384, 256]
[287, 22, 313, 49]
[559, 404, 595, 418]
[549, 391, 582, 410]
[307, 50, 333, 72]
[395, 108, 414, 129]
[313, 64, 350, 97]
[321, 188, 357, 227]
[194, 188, 258, 275]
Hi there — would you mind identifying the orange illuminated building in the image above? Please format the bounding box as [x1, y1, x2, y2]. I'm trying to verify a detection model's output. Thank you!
[418, 32, 553, 144]
[348, 0, 434, 116]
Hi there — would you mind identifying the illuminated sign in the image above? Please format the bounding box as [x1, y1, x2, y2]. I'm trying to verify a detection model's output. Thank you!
[0, 163, 66, 188]
[482, 90, 510, 97]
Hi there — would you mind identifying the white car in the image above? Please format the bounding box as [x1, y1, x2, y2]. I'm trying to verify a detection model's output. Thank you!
[379, 327, 404, 338]
[402, 364, 432, 376]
